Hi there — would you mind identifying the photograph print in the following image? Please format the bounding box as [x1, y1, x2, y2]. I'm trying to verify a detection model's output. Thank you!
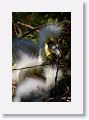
[12, 12, 71, 102]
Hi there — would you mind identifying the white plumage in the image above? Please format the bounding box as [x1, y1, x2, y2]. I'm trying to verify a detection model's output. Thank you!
[12, 51, 44, 82]
[13, 78, 46, 102]
[12, 24, 63, 102]
[13, 66, 62, 102]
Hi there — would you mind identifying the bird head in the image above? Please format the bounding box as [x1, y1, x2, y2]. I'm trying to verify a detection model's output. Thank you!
[45, 37, 62, 57]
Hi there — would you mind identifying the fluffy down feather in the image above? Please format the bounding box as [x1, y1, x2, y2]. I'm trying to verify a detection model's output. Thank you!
[13, 66, 62, 102]
[12, 24, 62, 102]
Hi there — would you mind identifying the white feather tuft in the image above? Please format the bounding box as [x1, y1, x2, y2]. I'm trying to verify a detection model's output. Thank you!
[39, 24, 62, 47]
[12, 52, 44, 82]
[13, 78, 48, 102]
[13, 66, 63, 102]
[17, 51, 44, 69]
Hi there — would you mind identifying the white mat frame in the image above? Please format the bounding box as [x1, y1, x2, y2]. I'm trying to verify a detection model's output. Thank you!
[0, 0, 83, 114]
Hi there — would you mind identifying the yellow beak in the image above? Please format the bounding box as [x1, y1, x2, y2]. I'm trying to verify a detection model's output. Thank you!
[45, 43, 52, 57]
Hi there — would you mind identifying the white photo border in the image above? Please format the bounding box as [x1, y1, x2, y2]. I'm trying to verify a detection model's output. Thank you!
[0, 0, 83, 114]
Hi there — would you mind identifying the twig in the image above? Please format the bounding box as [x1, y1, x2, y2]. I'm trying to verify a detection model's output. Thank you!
[48, 90, 71, 102]
[12, 63, 49, 71]
[13, 22, 18, 37]
[12, 20, 34, 29]
[12, 20, 44, 38]
[54, 56, 60, 99]
[19, 25, 44, 39]
[12, 64, 65, 71]
[54, 66, 59, 99]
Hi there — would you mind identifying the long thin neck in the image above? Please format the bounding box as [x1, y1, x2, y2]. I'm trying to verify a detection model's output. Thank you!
[39, 35, 47, 56]
[38, 24, 61, 56]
